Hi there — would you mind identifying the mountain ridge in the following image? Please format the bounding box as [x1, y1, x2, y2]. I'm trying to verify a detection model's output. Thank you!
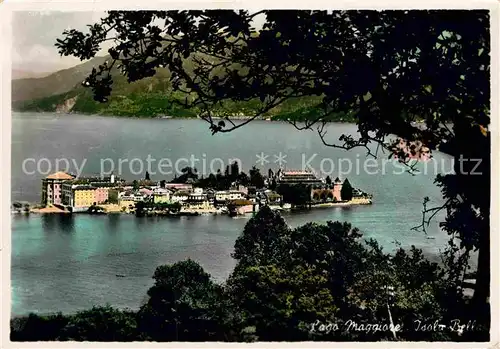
[11, 57, 352, 122]
[12, 56, 109, 102]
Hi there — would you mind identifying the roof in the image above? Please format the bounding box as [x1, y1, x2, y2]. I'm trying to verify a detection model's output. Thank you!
[154, 188, 172, 194]
[283, 170, 313, 175]
[46, 171, 74, 180]
[72, 184, 96, 190]
[165, 183, 193, 187]
[173, 191, 190, 196]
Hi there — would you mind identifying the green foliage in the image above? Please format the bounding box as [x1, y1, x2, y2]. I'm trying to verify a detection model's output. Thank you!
[10, 313, 69, 341]
[14, 92, 74, 112]
[137, 260, 227, 341]
[173, 166, 198, 184]
[197, 162, 248, 190]
[108, 189, 119, 204]
[52, 12, 490, 318]
[134, 200, 146, 217]
[228, 210, 476, 341]
[232, 206, 290, 268]
[276, 183, 311, 207]
[248, 166, 265, 189]
[11, 209, 485, 342]
[9, 10, 490, 341]
[58, 306, 138, 341]
[229, 264, 336, 341]
[10, 307, 137, 342]
[13, 70, 335, 120]
[325, 176, 332, 185]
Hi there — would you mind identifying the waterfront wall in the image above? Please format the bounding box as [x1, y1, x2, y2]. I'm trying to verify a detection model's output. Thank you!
[350, 197, 372, 205]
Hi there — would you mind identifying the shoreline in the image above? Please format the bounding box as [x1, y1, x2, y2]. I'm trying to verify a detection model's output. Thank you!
[12, 110, 356, 123]
[15, 198, 373, 216]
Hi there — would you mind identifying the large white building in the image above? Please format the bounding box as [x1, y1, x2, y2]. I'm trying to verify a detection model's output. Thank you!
[215, 190, 245, 202]
[171, 191, 190, 203]
[188, 188, 206, 202]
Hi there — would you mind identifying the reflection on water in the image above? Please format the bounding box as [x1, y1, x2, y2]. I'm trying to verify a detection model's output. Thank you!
[59, 214, 75, 233]
[41, 214, 75, 234]
[107, 214, 120, 231]
[134, 216, 147, 228]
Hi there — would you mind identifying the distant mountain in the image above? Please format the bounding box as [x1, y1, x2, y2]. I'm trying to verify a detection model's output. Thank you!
[11, 57, 194, 117]
[12, 56, 108, 102]
[12, 56, 351, 122]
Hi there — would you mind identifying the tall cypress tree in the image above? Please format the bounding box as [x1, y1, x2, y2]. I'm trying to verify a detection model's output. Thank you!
[340, 179, 353, 201]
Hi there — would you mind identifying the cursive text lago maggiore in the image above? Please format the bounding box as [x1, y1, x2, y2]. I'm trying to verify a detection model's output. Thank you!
[310, 319, 476, 335]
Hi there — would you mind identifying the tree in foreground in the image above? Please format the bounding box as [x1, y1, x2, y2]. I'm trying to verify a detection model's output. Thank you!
[232, 205, 290, 268]
[10, 208, 488, 341]
[58, 306, 138, 341]
[10, 313, 69, 341]
[137, 259, 228, 341]
[226, 208, 475, 341]
[56, 9, 490, 332]
[10, 307, 138, 342]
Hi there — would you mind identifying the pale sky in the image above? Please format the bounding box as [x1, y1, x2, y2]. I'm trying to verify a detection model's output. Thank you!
[12, 11, 109, 73]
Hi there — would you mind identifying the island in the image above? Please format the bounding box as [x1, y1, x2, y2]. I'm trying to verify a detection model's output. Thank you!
[17, 164, 372, 217]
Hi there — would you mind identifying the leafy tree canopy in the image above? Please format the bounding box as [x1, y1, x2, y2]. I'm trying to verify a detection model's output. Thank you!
[55, 9, 490, 326]
[138, 259, 227, 341]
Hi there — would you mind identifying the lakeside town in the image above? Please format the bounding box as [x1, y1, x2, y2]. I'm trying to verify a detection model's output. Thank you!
[12, 164, 373, 217]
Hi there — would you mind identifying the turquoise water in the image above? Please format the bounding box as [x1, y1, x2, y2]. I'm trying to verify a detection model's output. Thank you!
[11, 112, 452, 315]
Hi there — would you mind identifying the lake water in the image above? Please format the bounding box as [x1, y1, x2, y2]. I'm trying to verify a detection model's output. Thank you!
[11, 112, 453, 316]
